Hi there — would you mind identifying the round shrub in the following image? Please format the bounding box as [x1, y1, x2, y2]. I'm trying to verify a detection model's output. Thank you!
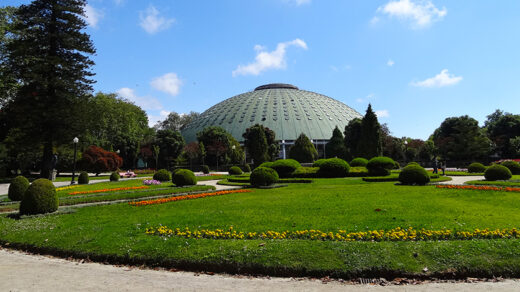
[394, 161, 401, 169]
[153, 169, 171, 182]
[485, 164, 512, 181]
[468, 162, 486, 173]
[250, 167, 279, 187]
[398, 165, 430, 185]
[19, 179, 58, 215]
[78, 171, 89, 184]
[291, 167, 319, 178]
[407, 162, 420, 166]
[242, 164, 251, 173]
[228, 166, 243, 175]
[366, 156, 396, 176]
[350, 157, 368, 167]
[110, 172, 120, 182]
[8, 176, 30, 201]
[201, 165, 210, 174]
[271, 159, 301, 178]
[258, 161, 274, 168]
[317, 158, 350, 178]
[501, 160, 520, 175]
[312, 159, 328, 168]
[172, 169, 197, 186]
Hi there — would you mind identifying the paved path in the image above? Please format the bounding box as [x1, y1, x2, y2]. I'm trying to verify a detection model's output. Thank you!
[437, 176, 484, 185]
[1, 248, 519, 291]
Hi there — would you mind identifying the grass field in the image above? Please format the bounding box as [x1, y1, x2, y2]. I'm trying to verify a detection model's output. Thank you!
[465, 175, 520, 187]
[1, 177, 520, 278]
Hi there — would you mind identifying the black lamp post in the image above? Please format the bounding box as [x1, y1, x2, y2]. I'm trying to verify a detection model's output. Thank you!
[71, 137, 79, 185]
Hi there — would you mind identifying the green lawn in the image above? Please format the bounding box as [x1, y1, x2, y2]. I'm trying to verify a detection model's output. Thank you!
[465, 175, 520, 187]
[1, 178, 520, 278]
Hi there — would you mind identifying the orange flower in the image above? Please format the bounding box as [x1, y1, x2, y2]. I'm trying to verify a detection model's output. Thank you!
[129, 189, 252, 206]
[69, 186, 149, 195]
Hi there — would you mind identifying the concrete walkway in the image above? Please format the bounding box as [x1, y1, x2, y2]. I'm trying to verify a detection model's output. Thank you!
[437, 176, 484, 185]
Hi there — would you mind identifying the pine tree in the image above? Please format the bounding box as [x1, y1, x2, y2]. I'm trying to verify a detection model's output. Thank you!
[289, 133, 318, 163]
[356, 104, 382, 159]
[344, 118, 362, 160]
[325, 126, 347, 159]
[4, 0, 95, 179]
[242, 124, 279, 166]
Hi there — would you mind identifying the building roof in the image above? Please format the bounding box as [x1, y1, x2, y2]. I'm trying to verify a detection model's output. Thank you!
[181, 83, 362, 143]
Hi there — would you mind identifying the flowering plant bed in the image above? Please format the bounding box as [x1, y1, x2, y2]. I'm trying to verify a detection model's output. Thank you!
[436, 184, 520, 193]
[69, 186, 149, 195]
[129, 189, 252, 206]
[143, 179, 161, 185]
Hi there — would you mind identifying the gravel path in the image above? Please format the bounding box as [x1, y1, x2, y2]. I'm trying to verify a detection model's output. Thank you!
[437, 176, 484, 185]
[1, 248, 519, 291]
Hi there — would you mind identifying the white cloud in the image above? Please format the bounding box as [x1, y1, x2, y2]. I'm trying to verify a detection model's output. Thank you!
[387, 59, 395, 66]
[284, 0, 311, 5]
[150, 73, 183, 96]
[377, 0, 447, 29]
[139, 5, 175, 34]
[375, 110, 390, 118]
[232, 39, 308, 77]
[84, 4, 103, 28]
[370, 16, 380, 25]
[116, 87, 163, 111]
[147, 110, 170, 127]
[411, 69, 462, 88]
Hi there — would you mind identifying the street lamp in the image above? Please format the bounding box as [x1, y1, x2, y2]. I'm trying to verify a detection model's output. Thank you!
[70, 137, 79, 185]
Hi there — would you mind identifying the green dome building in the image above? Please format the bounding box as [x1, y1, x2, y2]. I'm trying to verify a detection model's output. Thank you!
[181, 83, 362, 158]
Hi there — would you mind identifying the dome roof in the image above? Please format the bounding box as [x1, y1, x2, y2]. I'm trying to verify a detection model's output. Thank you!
[181, 83, 362, 143]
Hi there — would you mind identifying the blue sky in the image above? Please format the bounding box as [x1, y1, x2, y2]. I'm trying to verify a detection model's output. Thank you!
[5, 0, 520, 139]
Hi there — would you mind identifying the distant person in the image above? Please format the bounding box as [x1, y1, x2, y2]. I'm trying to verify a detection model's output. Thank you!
[432, 158, 438, 174]
[441, 161, 446, 175]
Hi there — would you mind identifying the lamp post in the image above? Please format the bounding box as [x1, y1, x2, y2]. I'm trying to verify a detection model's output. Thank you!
[70, 137, 79, 185]
[404, 140, 408, 163]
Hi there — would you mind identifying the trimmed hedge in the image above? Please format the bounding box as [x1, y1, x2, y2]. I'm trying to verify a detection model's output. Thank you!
[316, 158, 350, 178]
[394, 161, 401, 169]
[201, 165, 210, 174]
[468, 162, 486, 173]
[350, 157, 368, 167]
[347, 166, 369, 177]
[153, 169, 171, 182]
[258, 162, 274, 169]
[19, 178, 58, 215]
[366, 156, 396, 176]
[8, 175, 29, 201]
[501, 161, 520, 175]
[78, 171, 89, 184]
[398, 165, 430, 185]
[407, 162, 420, 166]
[173, 169, 197, 186]
[110, 172, 120, 182]
[291, 167, 318, 178]
[242, 164, 251, 173]
[312, 159, 328, 168]
[250, 167, 279, 187]
[271, 159, 301, 178]
[484, 165, 512, 181]
[228, 166, 243, 175]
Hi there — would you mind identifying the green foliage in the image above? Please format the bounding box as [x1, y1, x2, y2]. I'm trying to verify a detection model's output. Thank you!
[291, 167, 319, 178]
[347, 166, 369, 177]
[350, 157, 368, 167]
[344, 118, 362, 160]
[155, 129, 185, 169]
[242, 164, 251, 173]
[316, 158, 350, 178]
[271, 159, 301, 178]
[366, 156, 396, 176]
[289, 133, 318, 163]
[357, 104, 383, 158]
[78, 172, 89, 185]
[155, 111, 199, 132]
[485, 110, 520, 158]
[407, 162, 420, 166]
[8, 175, 29, 201]
[228, 166, 243, 175]
[201, 165, 210, 174]
[325, 126, 347, 159]
[398, 165, 431, 185]
[110, 172, 120, 182]
[468, 162, 486, 173]
[433, 116, 491, 161]
[197, 126, 243, 168]
[312, 159, 327, 168]
[19, 178, 58, 215]
[394, 161, 401, 169]
[501, 161, 520, 175]
[484, 165, 512, 181]
[153, 169, 171, 182]
[172, 169, 197, 186]
[250, 167, 279, 187]
[258, 161, 274, 168]
[242, 124, 269, 166]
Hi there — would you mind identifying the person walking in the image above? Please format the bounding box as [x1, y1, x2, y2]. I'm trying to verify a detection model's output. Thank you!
[433, 158, 438, 174]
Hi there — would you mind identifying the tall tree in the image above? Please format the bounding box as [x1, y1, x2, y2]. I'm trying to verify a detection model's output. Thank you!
[484, 111, 520, 158]
[289, 133, 318, 163]
[325, 126, 347, 159]
[344, 118, 362, 160]
[155, 130, 185, 169]
[356, 104, 382, 159]
[155, 111, 200, 131]
[4, 0, 95, 179]
[0, 6, 18, 107]
[197, 126, 243, 167]
[242, 124, 278, 166]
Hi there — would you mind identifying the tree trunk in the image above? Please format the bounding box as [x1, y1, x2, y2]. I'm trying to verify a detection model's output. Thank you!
[40, 141, 54, 179]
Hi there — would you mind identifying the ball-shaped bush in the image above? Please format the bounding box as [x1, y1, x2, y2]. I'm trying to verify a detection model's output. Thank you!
[173, 169, 197, 186]
[398, 165, 431, 185]
[258, 161, 274, 168]
[468, 162, 486, 173]
[8, 176, 30, 201]
[19, 179, 58, 215]
[484, 164, 512, 181]
[317, 158, 350, 178]
[201, 165, 210, 174]
[153, 169, 171, 182]
[350, 157, 368, 167]
[407, 162, 420, 166]
[110, 172, 120, 182]
[366, 156, 396, 176]
[228, 166, 243, 175]
[250, 167, 279, 187]
[393, 161, 401, 169]
[312, 159, 328, 168]
[242, 164, 251, 173]
[78, 171, 89, 184]
[501, 161, 520, 175]
[271, 159, 301, 178]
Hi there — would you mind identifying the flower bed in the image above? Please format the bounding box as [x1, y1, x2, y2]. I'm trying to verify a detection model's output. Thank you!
[69, 186, 149, 195]
[146, 226, 520, 242]
[56, 185, 81, 191]
[129, 189, 252, 206]
[436, 185, 520, 193]
[143, 179, 161, 185]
